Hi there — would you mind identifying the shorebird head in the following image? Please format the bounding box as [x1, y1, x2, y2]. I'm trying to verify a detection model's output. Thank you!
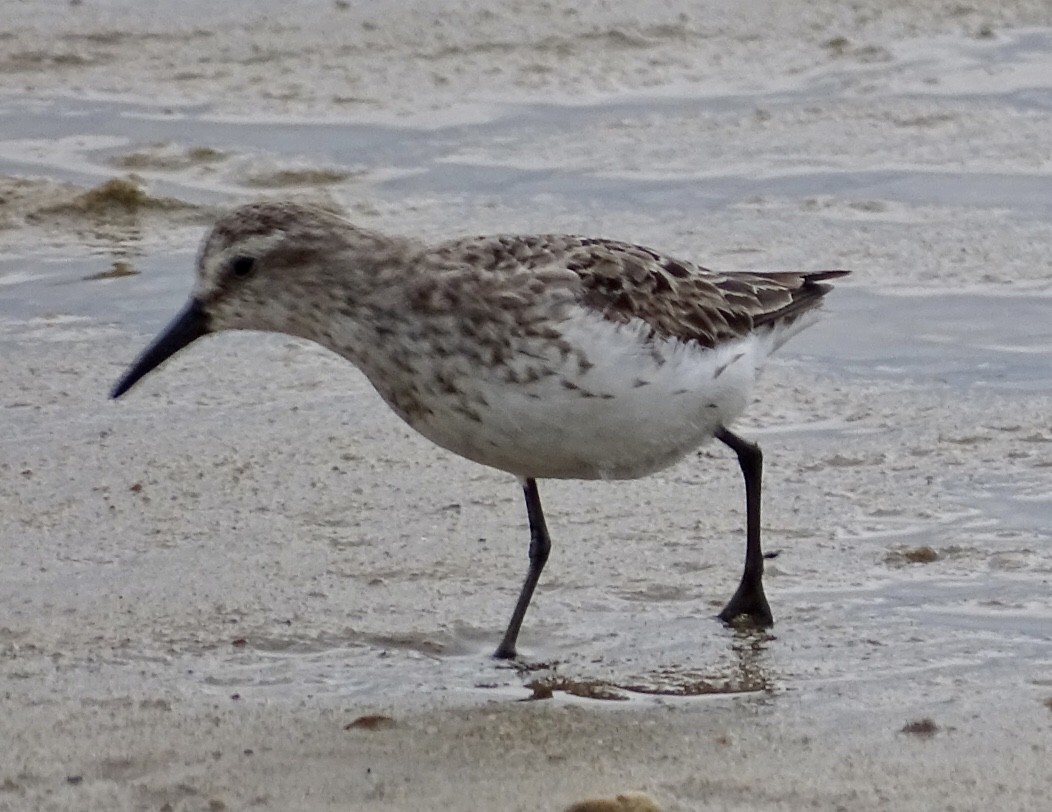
[110, 200, 398, 399]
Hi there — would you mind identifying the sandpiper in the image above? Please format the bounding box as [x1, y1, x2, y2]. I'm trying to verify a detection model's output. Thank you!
[112, 201, 848, 659]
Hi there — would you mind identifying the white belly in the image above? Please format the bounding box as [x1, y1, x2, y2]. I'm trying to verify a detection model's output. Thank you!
[380, 312, 767, 480]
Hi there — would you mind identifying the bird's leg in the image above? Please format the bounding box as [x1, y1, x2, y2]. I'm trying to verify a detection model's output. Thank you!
[715, 427, 774, 627]
[494, 478, 551, 659]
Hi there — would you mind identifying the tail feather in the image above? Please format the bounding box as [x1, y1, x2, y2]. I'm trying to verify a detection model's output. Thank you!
[747, 270, 850, 329]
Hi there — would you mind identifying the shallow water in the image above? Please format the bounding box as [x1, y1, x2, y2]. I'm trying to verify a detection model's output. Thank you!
[2, 28, 1050, 721]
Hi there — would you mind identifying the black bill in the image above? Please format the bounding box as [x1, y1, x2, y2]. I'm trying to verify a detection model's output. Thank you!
[111, 298, 210, 399]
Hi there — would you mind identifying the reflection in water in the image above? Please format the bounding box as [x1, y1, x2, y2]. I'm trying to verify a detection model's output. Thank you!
[622, 628, 774, 698]
[513, 629, 775, 701]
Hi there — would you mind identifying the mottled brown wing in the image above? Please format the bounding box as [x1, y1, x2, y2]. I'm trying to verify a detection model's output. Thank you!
[559, 237, 848, 348]
[428, 234, 847, 348]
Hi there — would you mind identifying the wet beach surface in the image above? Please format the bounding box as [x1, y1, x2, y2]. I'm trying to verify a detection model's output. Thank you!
[1, 7, 1051, 811]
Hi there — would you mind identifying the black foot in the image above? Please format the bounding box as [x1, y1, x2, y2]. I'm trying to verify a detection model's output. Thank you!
[492, 643, 517, 661]
[718, 580, 774, 628]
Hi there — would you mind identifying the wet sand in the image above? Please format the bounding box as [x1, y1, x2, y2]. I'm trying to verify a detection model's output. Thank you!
[2, 2, 1051, 810]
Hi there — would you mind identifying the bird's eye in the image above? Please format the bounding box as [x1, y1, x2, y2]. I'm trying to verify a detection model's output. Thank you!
[230, 255, 256, 278]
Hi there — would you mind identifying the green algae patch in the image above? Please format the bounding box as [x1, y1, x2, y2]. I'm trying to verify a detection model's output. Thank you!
[113, 145, 227, 171]
[884, 545, 940, 566]
[40, 177, 187, 215]
[240, 167, 354, 188]
[83, 260, 139, 281]
[24, 176, 215, 236]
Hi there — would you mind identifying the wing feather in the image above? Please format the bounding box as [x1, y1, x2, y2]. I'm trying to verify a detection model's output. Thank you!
[428, 234, 849, 348]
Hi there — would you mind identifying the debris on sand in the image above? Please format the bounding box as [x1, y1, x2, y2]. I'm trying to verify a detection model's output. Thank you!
[900, 718, 939, 737]
[564, 791, 663, 812]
